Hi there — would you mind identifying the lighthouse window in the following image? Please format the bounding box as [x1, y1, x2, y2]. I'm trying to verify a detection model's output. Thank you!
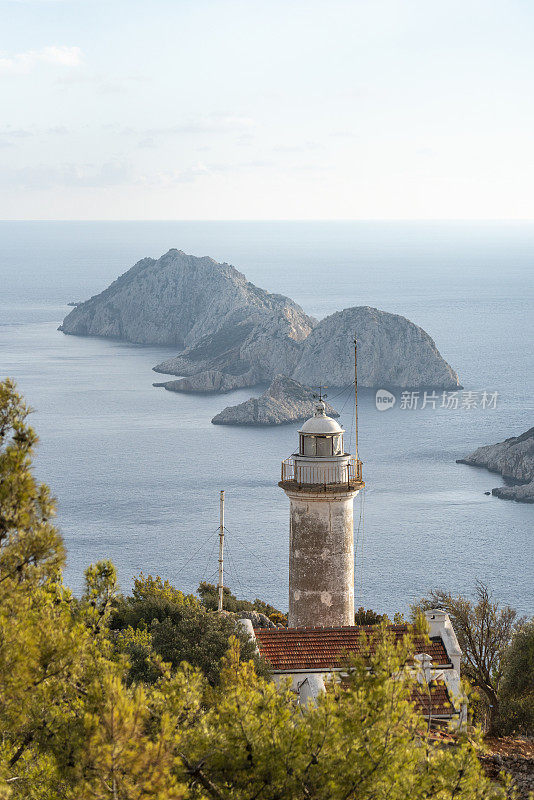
[333, 434, 342, 454]
[303, 435, 316, 456]
[316, 436, 332, 457]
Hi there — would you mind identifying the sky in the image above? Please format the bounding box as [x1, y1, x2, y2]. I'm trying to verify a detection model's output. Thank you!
[1, 0, 533, 220]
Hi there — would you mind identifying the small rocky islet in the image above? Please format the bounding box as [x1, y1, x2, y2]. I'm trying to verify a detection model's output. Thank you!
[211, 375, 340, 426]
[457, 427, 534, 503]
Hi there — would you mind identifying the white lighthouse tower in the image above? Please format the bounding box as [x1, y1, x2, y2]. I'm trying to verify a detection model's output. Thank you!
[279, 397, 364, 628]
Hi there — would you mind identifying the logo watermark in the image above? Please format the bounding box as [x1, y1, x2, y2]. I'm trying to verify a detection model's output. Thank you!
[375, 389, 498, 411]
[375, 389, 396, 411]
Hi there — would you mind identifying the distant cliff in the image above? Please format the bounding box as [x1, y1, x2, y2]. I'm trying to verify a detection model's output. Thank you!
[457, 427, 534, 503]
[152, 304, 311, 388]
[211, 375, 340, 425]
[60, 249, 461, 392]
[59, 250, 315, 369]
[292, 306, 460, 389]
[154, 370, 254, 394]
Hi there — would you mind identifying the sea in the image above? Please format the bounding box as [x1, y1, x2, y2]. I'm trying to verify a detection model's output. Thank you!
[0, 221, 532, 617]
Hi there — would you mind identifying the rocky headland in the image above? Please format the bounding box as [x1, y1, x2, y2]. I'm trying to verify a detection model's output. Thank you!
[153, 369, 255, 394]
[211, 375, 340, 426]
[152, 303, 311, 389]
[457, 427, 534, 503]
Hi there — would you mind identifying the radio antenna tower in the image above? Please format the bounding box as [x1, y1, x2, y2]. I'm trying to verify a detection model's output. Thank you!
[354, 336, 359, 461]
[217, 490, 225, 613]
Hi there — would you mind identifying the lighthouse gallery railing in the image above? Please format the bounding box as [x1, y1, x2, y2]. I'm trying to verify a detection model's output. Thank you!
[280, 456, 363, 487]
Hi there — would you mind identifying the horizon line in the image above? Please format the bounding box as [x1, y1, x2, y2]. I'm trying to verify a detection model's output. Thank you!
[1, 218, 534, 223]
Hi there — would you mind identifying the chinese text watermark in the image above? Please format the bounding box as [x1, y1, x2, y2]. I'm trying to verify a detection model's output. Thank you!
[376, 389, 498, 411]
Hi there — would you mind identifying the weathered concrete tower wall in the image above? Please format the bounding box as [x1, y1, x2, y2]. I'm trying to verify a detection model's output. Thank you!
[287, 487, 359, 628]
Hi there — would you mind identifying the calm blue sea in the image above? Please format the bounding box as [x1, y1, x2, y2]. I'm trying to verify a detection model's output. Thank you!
[0, 221, 532, 616]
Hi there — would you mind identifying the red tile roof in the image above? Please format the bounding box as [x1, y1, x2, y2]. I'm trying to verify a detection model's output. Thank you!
[411, 682, 455, 717]
[255, 625, 451, 673]
[334, 676, 455, 717]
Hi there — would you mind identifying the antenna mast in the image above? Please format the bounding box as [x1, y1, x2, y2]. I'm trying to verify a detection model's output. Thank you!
[217, 490, 225, 613]
[354, 336, 359, 461]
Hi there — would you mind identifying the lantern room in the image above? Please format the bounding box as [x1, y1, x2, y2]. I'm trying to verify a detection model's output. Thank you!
[298, 401, 345, 458]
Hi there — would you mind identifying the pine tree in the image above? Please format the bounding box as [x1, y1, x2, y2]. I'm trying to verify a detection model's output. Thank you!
[72, 675, 187, 800]
[169, 633, 509, 800]
[0, 379, 84, 793]
[414, 583, 523, 732]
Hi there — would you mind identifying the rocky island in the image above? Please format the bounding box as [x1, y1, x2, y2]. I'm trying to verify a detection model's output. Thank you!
[60, 249, 314, 390]
[457, 427, 534, 503]
[153, 303, 460, 392]
[211, 375, 340, 426]
[60, 248, 462, 422]
[292, 306, 460, 389]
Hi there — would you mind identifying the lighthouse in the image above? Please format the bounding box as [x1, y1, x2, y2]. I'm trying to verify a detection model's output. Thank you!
[279, 398, 364, 628]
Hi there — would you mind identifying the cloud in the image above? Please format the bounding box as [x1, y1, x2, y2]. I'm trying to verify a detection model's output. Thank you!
[0, 45, 82, 75]
[416, 146, 436, 157]
[0, 159, 217, 189]
[273, 141, 323, 153]
[0, 160, 133, 188]
[0, 155, 333, 191]
[331, 130, 359, 139]
[0, 125, 70, 146]
[137, 137, 156, 149]
[56, 72, 149, 94]
[138, 163, 216, 186]
[141, 159, 332, 185]
[172, 115, 256, 134]
[0, 127, 33, 145]
[115, 114, 256, 140]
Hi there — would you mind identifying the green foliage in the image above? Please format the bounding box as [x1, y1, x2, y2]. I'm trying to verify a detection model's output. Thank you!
[73, 674, 186, 800]
[172, 632, 506, 800]
[0, 379, 89, 794]
[268, 610, 288, 626]
[354, 606, 388, 625]
[115, 626, 163, 685]
[412, 607, 430, 635]
[353, 608, 407, 626]
[198, 581, 238, 611]
[112, 577, 268, 685]
[150, 605, 266, 685]
[133, 573, 199, 607]
[249, 596, 285, 619]
[0, 378, 64, 588]
[197, 581, 284, 619]
[498, 618, 534, 735]
[112, 575, 197, 632]
[413, 582, 523, 733]
[0, 380, 517, 798]
[0, 383, 146, 798]
[81, 559, 119, 637]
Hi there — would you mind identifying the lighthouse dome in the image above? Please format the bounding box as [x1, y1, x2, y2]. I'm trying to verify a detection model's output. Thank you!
[299, 401, 344, 435]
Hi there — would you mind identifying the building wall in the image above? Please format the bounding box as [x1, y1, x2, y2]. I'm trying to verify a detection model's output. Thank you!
[287, 488, 359, 627]
[273, 666, 462, 719]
